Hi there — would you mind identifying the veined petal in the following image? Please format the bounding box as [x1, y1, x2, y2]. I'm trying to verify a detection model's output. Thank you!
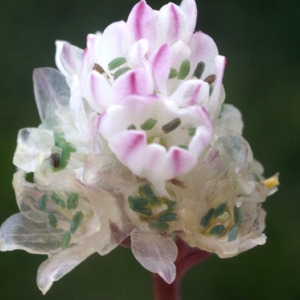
[150, 44, 171, 94]
[86, 71, 113, 112]
[13, 128, 54, 172]
[113, 69, 154, 103]
[170, 79, 209, 107]
[127, 0, 158, 43]
[180, 0, 197, 34]
[98, 21, 130, 68]
[55, 41, 83, 78]
[131, 232, 177, 284]
[158, 2, 190, 44]
[33, 68, 70, 122]
[37, 243, 95, 294]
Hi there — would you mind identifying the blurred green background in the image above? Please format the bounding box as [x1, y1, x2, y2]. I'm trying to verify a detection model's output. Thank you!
[0, 0, 299, 299]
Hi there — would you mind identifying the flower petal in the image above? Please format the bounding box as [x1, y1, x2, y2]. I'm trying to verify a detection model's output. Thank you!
[150, 44, 171, 94]
[37, 243, 95, 294]
[55, 40, 83, 79]
[33, 68, 70, 121]
[131, 232, 177, 284]
[127, 0, 157, 43]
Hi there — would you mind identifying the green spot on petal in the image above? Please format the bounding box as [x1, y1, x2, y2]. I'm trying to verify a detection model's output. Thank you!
[200, 208, 215, 228]
[188, 127, 196, 137]
[214, 202, 227, 217]
[62, 231, 71, 250]
[149, 220, 169, 231]
[178, 59, 190, 80]
[108, 57, 126, 71]
[168, 68, 178, 79]
[38, 194, 47, 211]
[209, 224, 225, 236]
[48, 214, 58, 228]
[113, 67, 131, 79]
[141, 118, 157, 131]
[70, 211, 84, 234]
[67, 193, 79, 210]
[162, 118, 181, 133]
[193, 61, 205, 79]
[234, 206, 243, 225]
[228, 225, 238, 242]
[51, 192, 66, 209]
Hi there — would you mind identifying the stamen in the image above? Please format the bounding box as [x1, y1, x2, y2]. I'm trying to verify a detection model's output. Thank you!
[157, 212, 177, 223]
[213, 202, 227, 217]
[162, 118, 181, 133]
[70, 211, 84, 234]
[113, 67, 131, 79]
[193, 61, 205, 79]
[38, 194, 47, 211]
[178, 59, 190, 80]
[48, 214, 58, 228]
[49, 152, 60, 168]
[93, 63, 105, 74]
[234, 206, 243, 225]
[209, 224, 225, 236]
[141, 118, 157, 131]
[127, 124, 136, 130]
[188, 127, 196, 137]
[200, 208, 215, 228]
[129, 196, 148, 207]
[140, 184, 159, 204]
[51, 192, 66, 209]
[263, 174, 279, 189]
[168, 68, 178, 79]
[178, 145, 188, 150]
[61, 231, 71, 250]
[108, 57, 126, 71]
[204, 74, 216, 84]
[149, 220, 169, 231]
[67, 193, 79, 210]
[228, 225, 238, 242]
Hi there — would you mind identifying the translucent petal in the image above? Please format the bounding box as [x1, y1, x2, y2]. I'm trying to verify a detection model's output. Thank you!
[131, 232, 177, 283]
[0, 212, 63, 253]
[55, 40, 83, 78]
[33, 68, 70, 121]
[37, 243, 95, 294]
[13, 128, 54, 172]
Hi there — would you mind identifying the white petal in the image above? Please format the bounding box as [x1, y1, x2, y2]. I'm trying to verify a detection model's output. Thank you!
[37, 244, 95, 294]
[131, 232, 177, 283]
[33, 68, 70, 121]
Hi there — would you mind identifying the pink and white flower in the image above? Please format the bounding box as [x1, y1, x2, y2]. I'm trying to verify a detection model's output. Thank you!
[0, 0, 278, 294]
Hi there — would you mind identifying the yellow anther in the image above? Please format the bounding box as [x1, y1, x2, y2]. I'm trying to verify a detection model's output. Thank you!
[263, 173, 279, 189]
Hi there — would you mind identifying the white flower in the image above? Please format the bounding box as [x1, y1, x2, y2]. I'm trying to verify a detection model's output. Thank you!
[0, 0, 278, 294]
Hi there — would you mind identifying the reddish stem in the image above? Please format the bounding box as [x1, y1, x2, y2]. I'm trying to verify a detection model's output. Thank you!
[153, 237, 210, 300]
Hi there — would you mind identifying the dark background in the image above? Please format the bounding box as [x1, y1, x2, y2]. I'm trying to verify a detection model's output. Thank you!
[0, 0, 299, 299]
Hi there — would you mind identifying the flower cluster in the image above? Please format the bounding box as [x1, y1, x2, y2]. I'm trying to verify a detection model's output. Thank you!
[0, 0, 278, 294]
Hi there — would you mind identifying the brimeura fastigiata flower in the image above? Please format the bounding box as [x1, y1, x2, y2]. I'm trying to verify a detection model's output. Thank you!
[0, 0, 278, 294]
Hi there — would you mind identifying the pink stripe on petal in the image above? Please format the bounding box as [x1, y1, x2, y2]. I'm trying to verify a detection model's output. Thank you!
[170, 4, 179, 39]
[151, 44, 171, 93]
[127, 1, 157, 42]
[189, 83, 201, 105]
